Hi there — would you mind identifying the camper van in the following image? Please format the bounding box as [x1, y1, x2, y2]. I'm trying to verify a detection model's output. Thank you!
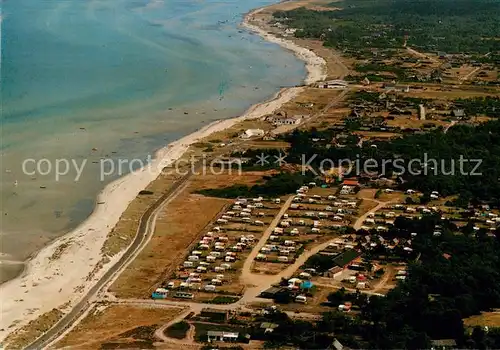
[174, 292, 194, 299]
[183, 261, 194, 268]
[256, 253, 267, 261]
[188, 255, 199, 262]
[151, 288, 169, 299]
[204, 285, 216, 292]
[278, 256, 289, 263]
[295, 295, 307, 304]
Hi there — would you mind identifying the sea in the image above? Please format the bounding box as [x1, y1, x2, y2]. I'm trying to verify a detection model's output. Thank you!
[0, 0, 306, 283]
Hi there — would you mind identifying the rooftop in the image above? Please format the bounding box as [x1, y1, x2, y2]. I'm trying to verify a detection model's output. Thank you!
[207, 331, 239, 337]
[332, 249, 361, 267]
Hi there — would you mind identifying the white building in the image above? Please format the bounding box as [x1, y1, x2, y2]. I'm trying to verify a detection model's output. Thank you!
[240, 129, 265, 139]
[266, 114, 305, 126]
[318, 79, 348, 89]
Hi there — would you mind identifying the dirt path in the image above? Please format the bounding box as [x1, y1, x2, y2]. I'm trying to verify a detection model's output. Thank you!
[444, 120, 457, 133]
[240, 196, 294, 288]
[353, 200, 391, 230]
[406, 47, 439, 64]
[372, 265, 394, 292]
[460, 67, 481, 84]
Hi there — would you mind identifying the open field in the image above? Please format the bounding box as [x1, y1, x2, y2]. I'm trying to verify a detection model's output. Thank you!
[464, 311, 500, 328]
[55, 305, 185, 349]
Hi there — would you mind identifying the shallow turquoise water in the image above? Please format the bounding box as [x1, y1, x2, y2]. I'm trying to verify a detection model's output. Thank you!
[0, 0, 305, 281]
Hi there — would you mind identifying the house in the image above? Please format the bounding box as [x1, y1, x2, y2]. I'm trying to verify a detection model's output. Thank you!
[451, 109, 465, 119]
[200, 308, 229, 322]
[332, 249, 362, 269]
[207, 331, 240, 343]
[260, 286, 283, 299]
[266, 114, 305, 126]
[342, 179, 360, 187]
[324, 266, 344, 279]
[318, 79, 348, 89]
[240, 129, 265, 139]
[383, 83, 410, 93]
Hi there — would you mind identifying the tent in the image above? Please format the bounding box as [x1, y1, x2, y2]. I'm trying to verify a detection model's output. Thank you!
[301, 280, 314, 289]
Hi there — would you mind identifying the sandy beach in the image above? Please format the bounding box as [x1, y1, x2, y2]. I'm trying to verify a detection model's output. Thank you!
[0, 6, 326, 344]
[242, 7, 327, 85]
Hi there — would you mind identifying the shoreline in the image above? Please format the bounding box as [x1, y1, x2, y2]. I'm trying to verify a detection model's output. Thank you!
[0, 3, 327, 343]
[241, 6, 327, 85]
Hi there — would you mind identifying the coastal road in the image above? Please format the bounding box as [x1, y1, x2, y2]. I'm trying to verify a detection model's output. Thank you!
[26, 165, 199, 349]
[27, 138, 251, 349]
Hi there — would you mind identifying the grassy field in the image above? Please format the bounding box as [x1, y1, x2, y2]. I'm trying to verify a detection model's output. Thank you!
[55, 305, 184, 349]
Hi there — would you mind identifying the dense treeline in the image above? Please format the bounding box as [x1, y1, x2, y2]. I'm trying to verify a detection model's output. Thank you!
[273, 0, 500, 55]
[196, 171, 315, 198]
[283, 120, 500, 206]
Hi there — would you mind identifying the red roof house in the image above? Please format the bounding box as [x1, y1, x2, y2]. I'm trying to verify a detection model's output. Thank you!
[342, 179, 360, 187]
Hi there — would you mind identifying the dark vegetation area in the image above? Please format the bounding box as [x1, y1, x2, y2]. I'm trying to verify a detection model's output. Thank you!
[456, 96, 500, 119]
[273, 0, 500, 56]
[282, 119, 500, 206]
[199, 117, 500, 206]
[164, 321, 190, 339]
[255, 215, 500, 349]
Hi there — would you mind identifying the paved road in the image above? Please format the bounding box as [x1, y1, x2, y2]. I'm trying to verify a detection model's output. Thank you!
[26, 167, 197, 349]
[444, 120, 457, 134]
[406, 47, 438, 64]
